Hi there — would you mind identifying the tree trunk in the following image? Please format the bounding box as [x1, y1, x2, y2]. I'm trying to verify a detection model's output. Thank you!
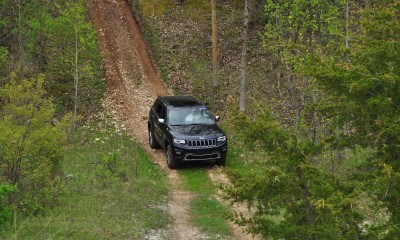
[211, 0, 218, 88]
[73, 27, 79, 131]
[295, 166, 317, 235]
[18, 0, 23, 77]
[239, 0, 249, 112]
[345, 0, 349, 48]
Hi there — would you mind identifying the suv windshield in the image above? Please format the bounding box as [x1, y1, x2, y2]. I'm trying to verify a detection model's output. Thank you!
[168, 107, 215, 125]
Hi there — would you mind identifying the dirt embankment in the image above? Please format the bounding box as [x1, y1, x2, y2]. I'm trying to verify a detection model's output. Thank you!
[86, 0, 257, 239]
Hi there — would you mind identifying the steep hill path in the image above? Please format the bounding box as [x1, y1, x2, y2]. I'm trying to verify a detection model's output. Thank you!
[85, 0, 206, 239]
[86, 0, 257, 239]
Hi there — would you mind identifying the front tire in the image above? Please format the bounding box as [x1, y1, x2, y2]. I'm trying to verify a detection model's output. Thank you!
[166, 145, 179, 169]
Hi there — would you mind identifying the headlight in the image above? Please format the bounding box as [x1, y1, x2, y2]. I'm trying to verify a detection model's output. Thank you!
[173, 139, 186, 145]
[217, 136, 226, 142]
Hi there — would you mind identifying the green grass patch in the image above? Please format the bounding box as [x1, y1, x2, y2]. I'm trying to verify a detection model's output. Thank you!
[226, 145, 265, 172]
[3, 117, 170, 239]
[191, 195, 230, 237]
[180, 167, 231, 238]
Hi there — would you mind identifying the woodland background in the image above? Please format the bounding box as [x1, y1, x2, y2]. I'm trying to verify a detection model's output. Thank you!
[0, 0, 399, 239]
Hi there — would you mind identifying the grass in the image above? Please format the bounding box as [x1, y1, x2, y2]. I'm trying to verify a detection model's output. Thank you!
[180, 167, 231, 239]
[4, 116, 170, 239]
[225, 143, 265, 175]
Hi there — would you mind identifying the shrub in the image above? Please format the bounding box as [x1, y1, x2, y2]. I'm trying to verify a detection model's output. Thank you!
[0, 184, 16, 233]
[0, 74, 72, 214]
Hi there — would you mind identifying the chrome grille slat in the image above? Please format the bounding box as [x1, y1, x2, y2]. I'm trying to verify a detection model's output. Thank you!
[187, 139, 216, 148]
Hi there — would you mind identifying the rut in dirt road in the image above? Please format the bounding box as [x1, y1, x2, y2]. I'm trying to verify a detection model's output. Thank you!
[85, 0, 208, 239]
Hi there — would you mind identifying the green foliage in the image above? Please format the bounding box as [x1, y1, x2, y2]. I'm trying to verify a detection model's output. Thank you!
[222, 0, 400, 239]
[0, 47, 8, 77]
[0, 47, 7, 65]
[0, 73, 72, 213]
[52, 1, 103, 114]
[0, 184, 16, 233]
[263, 0, 344, 46]
[225, 107, 395, 239]
[134, 0, 210, 20]
[1, 117, 170, 239]
[181, 0, 210, 21]
[305, 2, 400, 235]
[140, 16, 163, 62]
[260, 0, 346, 132]
[0, 0, 15, 43]
[138, 0, 174, 17]
[97, 150, 129, 184]
[1, 0, 103, 115]
[263, 0, 345, 65]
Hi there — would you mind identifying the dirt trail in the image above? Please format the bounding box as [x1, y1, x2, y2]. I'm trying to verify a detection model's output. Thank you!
[86, 0, 207, 239]
[86, 0, 257, 239]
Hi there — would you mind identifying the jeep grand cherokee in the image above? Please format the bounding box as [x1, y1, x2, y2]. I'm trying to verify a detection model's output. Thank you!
[148, 96, 227, 169]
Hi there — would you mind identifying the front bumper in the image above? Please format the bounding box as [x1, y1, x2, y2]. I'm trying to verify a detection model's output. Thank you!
[172, 142, 228, 162]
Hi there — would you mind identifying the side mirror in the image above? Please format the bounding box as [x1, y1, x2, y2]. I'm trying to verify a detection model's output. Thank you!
[215, 115, 220, 122]
[158, 118, 165, 124]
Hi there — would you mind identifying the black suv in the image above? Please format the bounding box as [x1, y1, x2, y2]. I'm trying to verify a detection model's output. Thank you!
[148, 96, 227, 169]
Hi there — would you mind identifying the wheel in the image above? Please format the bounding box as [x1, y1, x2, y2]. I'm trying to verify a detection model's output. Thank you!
[148, 127, 160, 149]
[215, 155, 226, 166]
[166, 145, 179, 169]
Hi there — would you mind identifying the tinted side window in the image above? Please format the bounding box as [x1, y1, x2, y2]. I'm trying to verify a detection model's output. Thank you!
[155, 102, 166, 119]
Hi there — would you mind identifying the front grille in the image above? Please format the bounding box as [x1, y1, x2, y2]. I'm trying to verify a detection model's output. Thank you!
[187, 139, 216, 148]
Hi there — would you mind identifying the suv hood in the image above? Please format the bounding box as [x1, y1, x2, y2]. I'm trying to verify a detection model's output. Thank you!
[169, 124, 224, 139]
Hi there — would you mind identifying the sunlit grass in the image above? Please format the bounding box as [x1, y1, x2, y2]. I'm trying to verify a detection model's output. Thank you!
[180, 167, 231, 238]
[4, 116, 170, 239]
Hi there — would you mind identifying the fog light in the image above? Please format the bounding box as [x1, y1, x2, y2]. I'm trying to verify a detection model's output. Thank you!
[175, 149, 182, 155]
[222, 146, 227, 152]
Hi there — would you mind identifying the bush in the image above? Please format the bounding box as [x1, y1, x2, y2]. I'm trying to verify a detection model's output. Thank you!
[0, 74, 72, 214]
[0, 184, 16, 233]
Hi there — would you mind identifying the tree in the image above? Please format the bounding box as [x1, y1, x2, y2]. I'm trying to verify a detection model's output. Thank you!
[0, 73, 72, 212]
[17, 0, 102, 116]
[228, 1, 399, 238]
[239, 0, 249, 112]
[211, 0, 218, 88]
[61, 1, 88, 130]
[345, 0, 350, 48]
[227, 110, 363, 239]
[307, 1, 400, 236]
[0, 184, 16, 232]
[58, 0, 103, 117]
[262, 0, 345, 130]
